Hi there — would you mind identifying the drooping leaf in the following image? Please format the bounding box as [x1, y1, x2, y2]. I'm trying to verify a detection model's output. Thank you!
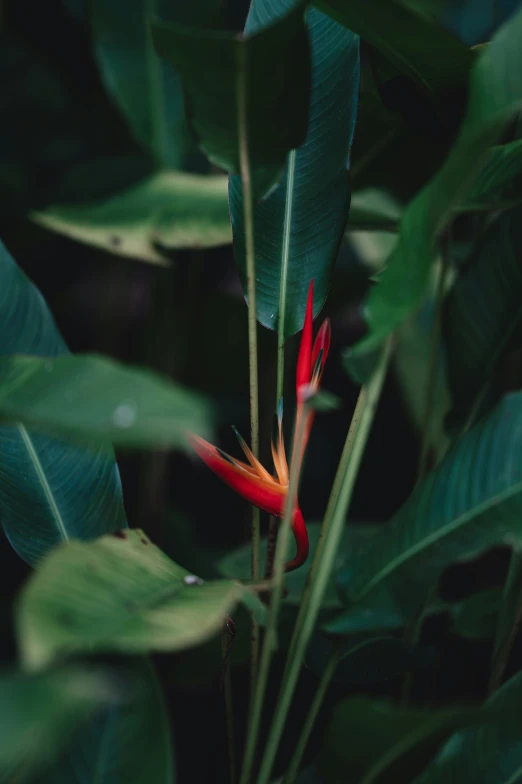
[449, 588, 503, 641]
[0, 353, 213, 450]
[348, 189, 402, 233]
[151, 2, 311, 196]
[443, 206, 522, 429]
[0, 240, 127, 565]
[217, 522, 378, 609]
[32, 172, 232, 264]
[0, 666, 118, 783]
[316, 0, 474, 97]
[318, 697, 479, 784]
[413, 671, 522, 784]
[17, 529, 264, 671]
[33, 658, 174, 784]
[91, 0, 200, 169]
[337, 393, 522, 621]
[458, 140, 522, 211]
[351, 6, 522, 355]
[229, 1, 359, 336]
[307, 632, 435, 685]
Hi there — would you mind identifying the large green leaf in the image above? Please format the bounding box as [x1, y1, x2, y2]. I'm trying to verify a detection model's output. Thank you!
[337, 393, 522, 621]
[459, 140, 522, 211]
[0, 353, 213, 449]
[0, 240, 127, 565]
[351, 6, 522, 355]
[443, 206, 522, 428]
[229, 1, 359, 336]
[318, 698, 478, 784]
[413, 671, 522, 783]
[151, 2, 310, 195]
[17, 529, 264, 671]
[32, 172, 231, 264]
[316, 0, 473, 96]
[33, 658, 173, 784]
[91, 0, 196, 169]
[0, 666, 118, 783]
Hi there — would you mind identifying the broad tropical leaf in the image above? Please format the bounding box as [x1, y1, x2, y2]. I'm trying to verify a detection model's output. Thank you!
[413, 671, 522, 783]
[337, 393, 522, 620]
[229, 0, 360, 336]
[32, 172, 231, 264]
[0, 353, 213, 449]
[444, 206, 522, 428]
[33, 658, 173, 784]
[0, 240, 127, 565]
[459, 140, 522, 211]
[351, 6, 522, 355]
[91, 0, 197, 168]
[317, 0, 473, 96]
[151, 2, 311, 196]
[17, 529, 265, 670]
[319, 698, 479, 784]
[0, 666, 118, 783]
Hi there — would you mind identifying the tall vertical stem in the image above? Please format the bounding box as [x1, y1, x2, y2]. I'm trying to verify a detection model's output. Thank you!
[221, 621, 237, 784]
[237, 41, 261, 696]
[256, 339, 392, 784]
[240, 408, 309, 784]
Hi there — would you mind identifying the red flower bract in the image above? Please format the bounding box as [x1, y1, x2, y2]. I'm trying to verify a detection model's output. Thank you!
[188, 280, 330, 572]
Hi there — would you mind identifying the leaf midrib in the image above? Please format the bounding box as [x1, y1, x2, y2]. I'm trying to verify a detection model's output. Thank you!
[278, 149, 297, 338]
[18, 424, 69, 543]
[355, 477, 522, 601]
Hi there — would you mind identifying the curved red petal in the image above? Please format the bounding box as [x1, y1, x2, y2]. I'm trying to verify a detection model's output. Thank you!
[189, 433, 286, 517]
[312, 318, 331, 372]
[285, 506, 309, 572]
[296, 280, 314, 399]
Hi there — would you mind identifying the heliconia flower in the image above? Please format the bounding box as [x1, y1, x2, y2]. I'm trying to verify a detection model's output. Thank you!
[188, 280, 330, 572]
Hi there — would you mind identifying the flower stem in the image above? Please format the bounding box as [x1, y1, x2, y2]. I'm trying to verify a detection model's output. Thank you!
[239, 406, 309, 784]
[237, 38, 261, 695]
[256, 339, 392, 784]
[221, 621, 237, 784]
[282, 646, 343, 784]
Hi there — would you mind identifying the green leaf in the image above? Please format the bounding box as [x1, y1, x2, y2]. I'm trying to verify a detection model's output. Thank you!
[307, 633, 435, 685]
[491, 547, 522, 671]
[449, 588, 502, 641]
[0, 353, 213, 450]
[229, 2, 359, 336]
[352, 6, 522, 355]
[151, 2, 310, 195]
[337, 393, 522, 621]
[413, 671, 522, 784]
[0, 240, 127, 565]
[33, 658, 174, 784]
[316, 0, 473, 97]
[17, 529, 262, 670]
[318, 698, 478, 784]
[348, 189, 402, 233]
[444, 206, 522, 429]
[32, 172, 232, 264]
[459, 140, 522, 211]
[217, 522, 379, 609]
[91, 0, 197, 169]
[0, 666, 118, 783]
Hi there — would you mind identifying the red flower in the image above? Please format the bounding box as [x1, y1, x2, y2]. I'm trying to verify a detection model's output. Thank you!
[189, 280, 330, 572]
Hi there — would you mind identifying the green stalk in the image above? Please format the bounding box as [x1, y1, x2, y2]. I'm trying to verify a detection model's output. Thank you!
[256, 339, 392, 784]
[237, 40, 261, 692]
[221, 622, 237, 784]
[282, 646, 343, 784]
[240, 406, 309, 784]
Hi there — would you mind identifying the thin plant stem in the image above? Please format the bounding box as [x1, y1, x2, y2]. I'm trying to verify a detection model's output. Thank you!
[256, 339, 393, 784]
[417, 237, 451, 480]
[282, 646, 343, 784]
[239, 407, 310, 784]
[264, 516, 279, 578]
[237, 39, 261, 695]
[221, 621, 237, 784]
[489, 547, 522, 693]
